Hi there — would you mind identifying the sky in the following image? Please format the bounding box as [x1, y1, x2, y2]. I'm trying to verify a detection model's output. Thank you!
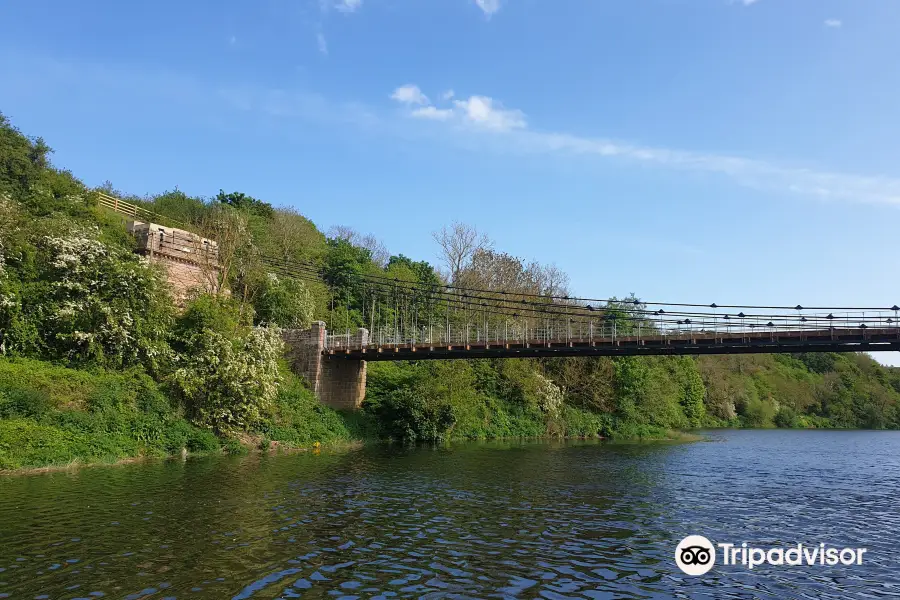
[2, 0, 900, 364]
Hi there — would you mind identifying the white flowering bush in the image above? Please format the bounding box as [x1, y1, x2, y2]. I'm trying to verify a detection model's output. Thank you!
[172, 325, 284, 431]
[0, 194, 18, 276]
[535, 373, 564, 417]
[253, 272, 315, 328]
[0, 240, 11, 355]
[1, 225, 175, 368]
[27, 183, 87, 211]
[0, 195, 24, 354]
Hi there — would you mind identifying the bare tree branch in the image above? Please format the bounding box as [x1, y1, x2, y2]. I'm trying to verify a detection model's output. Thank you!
[431, 221, 492, 284]
[327, 225, 390, 267]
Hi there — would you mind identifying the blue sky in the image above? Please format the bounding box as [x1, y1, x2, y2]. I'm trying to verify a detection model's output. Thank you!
[2, 0, 900, 361]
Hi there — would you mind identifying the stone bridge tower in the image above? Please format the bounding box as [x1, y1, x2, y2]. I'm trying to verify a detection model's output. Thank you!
[127, 220, 221, 302]
[282, 323, 368, 410]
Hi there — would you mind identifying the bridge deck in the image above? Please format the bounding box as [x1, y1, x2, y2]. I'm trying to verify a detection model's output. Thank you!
[324, 328, 900, 361]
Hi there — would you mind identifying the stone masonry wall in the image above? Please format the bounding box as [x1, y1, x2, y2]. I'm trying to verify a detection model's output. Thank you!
[128, 220, 220, 304]
[283, 322, 325, 394]
[283, 322, 367, 410]
[159, 259, 216, 304]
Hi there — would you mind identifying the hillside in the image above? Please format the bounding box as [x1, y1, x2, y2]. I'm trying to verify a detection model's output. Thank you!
[2, 111, 900, 470]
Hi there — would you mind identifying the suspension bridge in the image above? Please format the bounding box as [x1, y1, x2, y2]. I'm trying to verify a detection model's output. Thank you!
[97, 191, 900, 360]
[99, 192, 900, 408]
[251, 256, 900, 360]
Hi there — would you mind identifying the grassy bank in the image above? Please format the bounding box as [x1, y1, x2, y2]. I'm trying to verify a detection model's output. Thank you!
[0, 358, 218, 470]
[7, 349, 900, 472]
[0, 357, 685, 472]
[0, 358, 369, 471]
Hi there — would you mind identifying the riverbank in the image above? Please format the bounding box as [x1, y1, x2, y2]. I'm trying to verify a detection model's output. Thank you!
[0, 356, 685, 472]
[4, 348, 900, 474]
[0, 354, 697, 473]
[0, 357, 370, 472]
[0, 438, 370, 476]
[0, 430, 700, 476]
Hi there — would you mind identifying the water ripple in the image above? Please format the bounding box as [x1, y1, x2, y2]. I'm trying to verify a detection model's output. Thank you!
[1, 431, 899, 598]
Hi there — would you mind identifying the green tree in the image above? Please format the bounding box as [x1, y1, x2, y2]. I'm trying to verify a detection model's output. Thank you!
[613, 357, 650, 423]
[678, 358, 706, 427]
[0, 113, 49, 199]
[215, 189, 274, 219]
[1, 224, 173, 371]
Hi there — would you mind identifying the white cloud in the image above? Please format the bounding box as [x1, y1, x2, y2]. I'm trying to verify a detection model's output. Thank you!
[741, 0, 759, 5]
[391, 84, 525, 132]
[825, 19, 842, 28]
[389, 83, 900, 205]
[411, 106, 455, 121]
[512, 132, 900, 205]
[391, 84, 429, 105]
[317, 0, 361, 15]
[453, 96, 526, 131]
[475, 0, 501, 17]
[313, 0, 359, 56]
[229, 35, 237, 46]
[334, 0, 362, 13]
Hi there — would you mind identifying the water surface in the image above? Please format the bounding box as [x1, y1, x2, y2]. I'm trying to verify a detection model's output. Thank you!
[1, 430, 899, 599]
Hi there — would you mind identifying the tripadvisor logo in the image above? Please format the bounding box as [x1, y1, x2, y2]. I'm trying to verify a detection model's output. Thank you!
[675, 535, 716, 576]
[675, 535, 868, 576]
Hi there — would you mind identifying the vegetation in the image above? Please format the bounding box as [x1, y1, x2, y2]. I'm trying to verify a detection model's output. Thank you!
[3, 111, 900, 470]
[0, 358, 219, 470]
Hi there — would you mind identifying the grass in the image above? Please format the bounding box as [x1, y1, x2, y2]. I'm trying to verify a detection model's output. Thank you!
[0, 357, 220, 470]
[261, 376, 376, 447]
[0, 358, 378, 472]
[0, 357, 699, 473]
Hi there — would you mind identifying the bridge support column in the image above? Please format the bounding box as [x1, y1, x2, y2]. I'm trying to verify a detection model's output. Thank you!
[282, 322, 368, 411]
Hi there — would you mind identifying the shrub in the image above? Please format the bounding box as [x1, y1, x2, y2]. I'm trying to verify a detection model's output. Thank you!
[187, 427, 221, 452]
[0, 358, 217, 469]
[0, 387, 52, 419]
[558, 405, 613, 438]
[253, 274, 315, 329]
[171, 325, 284, 432]
[222, 438, 248, 455]
[371, 388, 456, 442]
[774, 405, 801, 428]
[0, 419, 89, 470]
[741, 397, 777, 428]
[174, 294, 246, 339]
[535, 373, 563, 417]
[678, 359, 706, 427]
[263, 377, 366, 446]
[0, 221, 173, 370]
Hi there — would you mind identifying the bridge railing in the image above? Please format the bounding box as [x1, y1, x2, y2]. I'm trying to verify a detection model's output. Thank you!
[325, 333, 355, 350]
[326, 314, 900, 350]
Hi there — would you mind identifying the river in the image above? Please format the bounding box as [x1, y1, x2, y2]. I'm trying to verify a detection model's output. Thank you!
[1, 430, 898, 599]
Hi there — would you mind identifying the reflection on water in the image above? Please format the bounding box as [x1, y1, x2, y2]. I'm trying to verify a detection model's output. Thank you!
[1, 431, 899, 599]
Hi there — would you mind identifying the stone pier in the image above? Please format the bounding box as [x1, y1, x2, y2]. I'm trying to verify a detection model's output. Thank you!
[283, 322, 368, 410]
